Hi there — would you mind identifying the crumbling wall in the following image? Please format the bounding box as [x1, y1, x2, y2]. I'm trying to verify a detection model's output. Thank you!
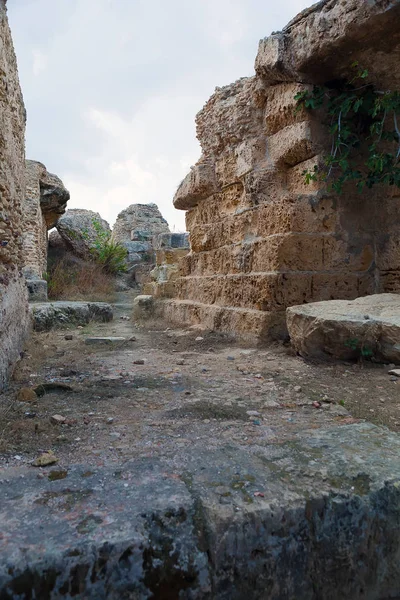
[22, 160, 70, 300]
[0, 0, 30, 388]
[165, 0, 400, 340]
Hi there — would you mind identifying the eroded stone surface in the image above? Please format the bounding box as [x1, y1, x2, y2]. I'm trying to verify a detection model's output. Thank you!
[0, 423, 400, 598]
[287, 293, 400, 362]
[0, 1, 31, 389]
[31, 301, 113, 332]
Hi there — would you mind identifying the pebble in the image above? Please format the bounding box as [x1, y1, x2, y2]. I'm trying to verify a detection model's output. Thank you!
[294, 386, 302, 393]
[16, 388, 37, 403]
[64, 334, 73, 341]
[227, 356, 235, 361]
[50, 414, 67, 425]
[176, 359, 185, 366]
[133, 359, 145, 365]
[246, 410, 260, 416]
[195, 337, 204, 342]
[107, 418, 114, 424]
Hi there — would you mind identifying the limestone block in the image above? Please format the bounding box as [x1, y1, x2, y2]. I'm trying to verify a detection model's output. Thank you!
[174, 160, 218, 210]
[287, 293, 400, 363]
[254, 34, 294, 83]
[155, 248, 189, 266]
[267, 121, 324, 168]
[26, 279, 48, 302]
[153, 232, 189, 250]
[31, 301, 113, 332]
[235, 137, 266, 178]
[264, 83, 312, 135]
[132, 295, 155, 320]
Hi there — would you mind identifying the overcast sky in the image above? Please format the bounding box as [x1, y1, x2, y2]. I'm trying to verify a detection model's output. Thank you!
[8, 0, 311, 231]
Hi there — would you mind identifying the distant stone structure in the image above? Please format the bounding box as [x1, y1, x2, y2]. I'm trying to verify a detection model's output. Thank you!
[0, 0, 30, 388]
[23, 160, 70, 300]
[144, 233, 190, 299]
[163, 0, 400, 339]
[112, 203, 170, 264]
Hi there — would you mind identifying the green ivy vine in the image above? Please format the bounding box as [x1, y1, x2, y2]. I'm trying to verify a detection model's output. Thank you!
[294, 63, 400, 194]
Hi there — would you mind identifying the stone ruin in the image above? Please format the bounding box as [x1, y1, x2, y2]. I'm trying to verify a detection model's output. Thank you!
[112, 203, 172, 286]
[159, 0, 400, 340]
[23, 160, 70, 301]
[0, 0, 30, 389]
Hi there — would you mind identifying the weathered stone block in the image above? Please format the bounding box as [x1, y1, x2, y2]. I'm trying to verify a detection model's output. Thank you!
[31, 301, 113, 332]
[132, 295, 155, 320]
[267, 121, 324, 168]
[174, 160, 217, 210]
[26, 278, 48, 302]
[287, 293, 400, 363]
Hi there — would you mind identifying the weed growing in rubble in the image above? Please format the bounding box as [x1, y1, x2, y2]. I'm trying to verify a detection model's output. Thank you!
[84, 218, 127, 275]
[295, 63, 400, 194]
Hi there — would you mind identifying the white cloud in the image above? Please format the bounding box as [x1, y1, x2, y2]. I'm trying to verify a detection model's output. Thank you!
[32, 49, 48, 76]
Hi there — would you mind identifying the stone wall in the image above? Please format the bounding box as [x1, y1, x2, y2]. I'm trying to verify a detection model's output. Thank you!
[164, 0, 400, 340]
[22, 160, 69, 300]
[0, 0, 30, 388]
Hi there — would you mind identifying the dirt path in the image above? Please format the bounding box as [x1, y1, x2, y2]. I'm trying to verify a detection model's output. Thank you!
[0, 294, 398, 470]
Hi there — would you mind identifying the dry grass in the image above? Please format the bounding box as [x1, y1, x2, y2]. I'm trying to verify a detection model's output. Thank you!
[47, 253, 116, 302]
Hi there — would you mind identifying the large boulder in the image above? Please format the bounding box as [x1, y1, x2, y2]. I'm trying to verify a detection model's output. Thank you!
[287, 293, 400, 363]
[56, 209, 111, 260]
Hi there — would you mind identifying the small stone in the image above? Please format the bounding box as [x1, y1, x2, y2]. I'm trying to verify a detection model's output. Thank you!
[107, 417, 114, 424]
[64, 334, 73, 341]
[50, 414, 66, 425]
[176, 359, 185, 365]
[195, 337, 204, 342]
[227, 356, 235, 361]
[294, 385, 302, 393]
[32, 451, 58, 467]
[203, 419, 210, 424]
[110, 432, 121, 439]
[390, 376, 398, 382]
[133, 359, 145, 365]
[85, 337, 126, 345]
[388, 369, 400, 377]
[16, 388, 37, 403]
[246, 410, 260, 416]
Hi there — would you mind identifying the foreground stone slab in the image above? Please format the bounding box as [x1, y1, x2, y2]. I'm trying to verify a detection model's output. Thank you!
[0, 423, 399, 598]
[287, 293, 400, 362]
[30, 302, 113, 332]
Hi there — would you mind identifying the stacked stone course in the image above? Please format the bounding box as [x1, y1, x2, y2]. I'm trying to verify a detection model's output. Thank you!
[163, 0, 400, 340]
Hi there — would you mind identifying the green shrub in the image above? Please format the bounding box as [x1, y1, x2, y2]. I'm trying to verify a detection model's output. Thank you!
[83, 218, 127, 274]
[295, 63, 400, 194]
